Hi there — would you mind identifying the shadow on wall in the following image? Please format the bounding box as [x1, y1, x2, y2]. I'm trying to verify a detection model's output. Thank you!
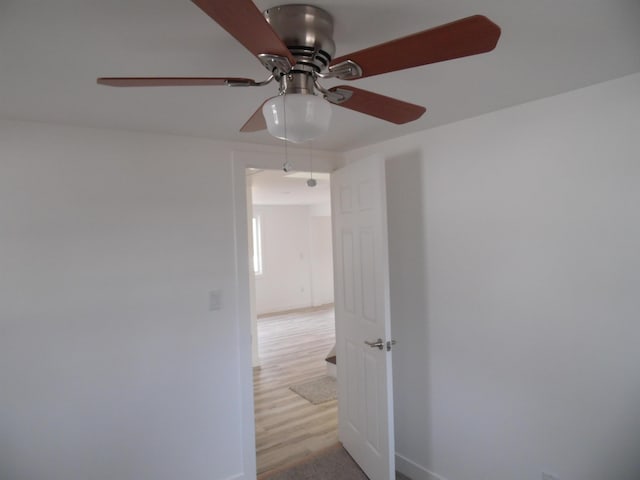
[385, 151, 432, 468]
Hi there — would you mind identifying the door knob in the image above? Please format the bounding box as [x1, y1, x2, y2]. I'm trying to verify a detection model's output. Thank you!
[365, 338, 385, 350]
[364, 339, 397, 351]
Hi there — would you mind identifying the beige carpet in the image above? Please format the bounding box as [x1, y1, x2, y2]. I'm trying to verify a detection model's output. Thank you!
[258, 443, 411, 480]
[290, 375, 337, 404]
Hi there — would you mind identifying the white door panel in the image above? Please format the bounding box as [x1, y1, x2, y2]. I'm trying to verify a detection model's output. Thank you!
[332, 156, 395, 480]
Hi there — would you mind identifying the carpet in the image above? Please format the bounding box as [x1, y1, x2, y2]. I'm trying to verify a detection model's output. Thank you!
[290, 375, 337, 404]
[258, 444, 365, 480]
[258, 443, 412, 480]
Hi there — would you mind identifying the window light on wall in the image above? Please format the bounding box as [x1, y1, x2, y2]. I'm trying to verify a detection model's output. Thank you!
[252, 216, 263, 276]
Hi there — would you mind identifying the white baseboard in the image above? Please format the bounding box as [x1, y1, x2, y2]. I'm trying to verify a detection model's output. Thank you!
[396, 453, 448, 480]
[223, 473, 247, 480]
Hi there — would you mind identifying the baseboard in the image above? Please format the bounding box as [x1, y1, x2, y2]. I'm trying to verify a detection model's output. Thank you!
[257, 303, 334, 318]
[222, 473, 246, 480]
[395, 453, 448, 480]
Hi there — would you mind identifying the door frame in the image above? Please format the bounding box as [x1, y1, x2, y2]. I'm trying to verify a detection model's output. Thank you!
[231, 148, 341, 478]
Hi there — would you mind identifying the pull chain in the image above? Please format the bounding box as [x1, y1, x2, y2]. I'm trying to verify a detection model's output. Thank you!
[282, 93, 291, 172]
[307, 140, 317, 187]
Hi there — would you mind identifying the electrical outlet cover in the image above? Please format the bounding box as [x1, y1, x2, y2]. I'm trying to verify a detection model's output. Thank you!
[209, 289, 222, 311]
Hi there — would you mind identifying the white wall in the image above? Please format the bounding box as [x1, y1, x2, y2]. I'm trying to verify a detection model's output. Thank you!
[0, 121, 245, 480]
[253, 205, 333, 315]
[349, 73, 640, 480]
[0, 120, 340, 480]
[309, 215, 335, 306]
[254, 205, 311, 314]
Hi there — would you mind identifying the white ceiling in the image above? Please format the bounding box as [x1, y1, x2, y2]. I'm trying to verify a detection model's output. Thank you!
[1, 0, 639, 152]
[250, 169, 331, 207]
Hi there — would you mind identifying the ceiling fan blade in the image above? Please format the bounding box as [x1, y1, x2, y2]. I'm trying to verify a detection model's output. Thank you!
[97, 77, 255, 87]
[328, 86, 426, 124]
[240, 100, 268, 132]
[191, 0, 295, 65]
[330, 15, 500, 79]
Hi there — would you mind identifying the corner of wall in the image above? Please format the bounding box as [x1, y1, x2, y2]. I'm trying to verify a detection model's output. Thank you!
[396, 454, 448, 480]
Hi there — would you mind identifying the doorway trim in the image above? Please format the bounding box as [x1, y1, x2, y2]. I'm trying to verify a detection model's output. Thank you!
[231, 149, 342, 478]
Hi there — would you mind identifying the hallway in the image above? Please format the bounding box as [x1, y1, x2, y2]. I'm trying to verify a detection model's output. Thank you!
[253, 305, 337, 475]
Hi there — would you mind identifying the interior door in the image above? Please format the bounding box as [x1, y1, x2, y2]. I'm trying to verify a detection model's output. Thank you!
[331, 155, 395, 480]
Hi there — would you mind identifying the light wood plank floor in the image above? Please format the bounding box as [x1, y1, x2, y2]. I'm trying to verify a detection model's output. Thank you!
[254, 305, 338, 475]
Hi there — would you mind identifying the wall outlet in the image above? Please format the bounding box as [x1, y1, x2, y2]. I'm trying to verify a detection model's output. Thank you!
[542, 473, 559, 480]
[209, 289, 222, 311]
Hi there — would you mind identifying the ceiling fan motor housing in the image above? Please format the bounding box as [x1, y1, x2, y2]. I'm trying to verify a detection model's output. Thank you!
[263, 4, 336, 73]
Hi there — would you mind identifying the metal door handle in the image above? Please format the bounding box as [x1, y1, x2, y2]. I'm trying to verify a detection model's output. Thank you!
[365, 338, 385, 350]
[364, 339, 397, 351]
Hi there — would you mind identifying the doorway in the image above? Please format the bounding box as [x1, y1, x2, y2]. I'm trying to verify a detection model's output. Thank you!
[233, 152, 397, 480]
[246, 168, 338, 475]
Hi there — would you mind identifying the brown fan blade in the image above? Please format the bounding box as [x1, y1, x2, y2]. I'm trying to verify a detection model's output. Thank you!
[191, 0, 295, 65]
[97, 77, 256, 87]
[330, 15, 500, 79]
[329, 86, 426, 124]
[240, 100, 268, 132]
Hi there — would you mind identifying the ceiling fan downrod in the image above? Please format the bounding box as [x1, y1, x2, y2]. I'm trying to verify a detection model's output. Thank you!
[263, 5, 336, 73]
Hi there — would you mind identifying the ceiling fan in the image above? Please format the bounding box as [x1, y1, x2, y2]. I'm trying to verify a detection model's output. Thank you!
[97, 0, 501, 143]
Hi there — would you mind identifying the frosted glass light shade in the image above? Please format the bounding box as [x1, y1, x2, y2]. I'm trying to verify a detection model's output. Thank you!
[262, 94, 332, 143]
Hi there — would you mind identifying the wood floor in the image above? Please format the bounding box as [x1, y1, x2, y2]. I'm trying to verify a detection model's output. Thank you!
[254, 305, 338, 475]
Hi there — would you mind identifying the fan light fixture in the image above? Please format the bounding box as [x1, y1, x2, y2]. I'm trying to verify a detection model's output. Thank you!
[97, 3, 501, 141]
[262, 93, 332, 143]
